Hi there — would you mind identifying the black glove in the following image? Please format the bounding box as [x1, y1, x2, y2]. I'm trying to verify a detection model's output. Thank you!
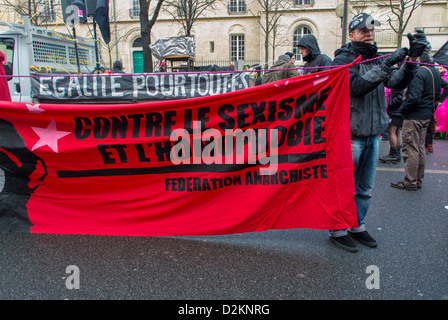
[407, 29, 428, 58]
[383, 47, 409, 68]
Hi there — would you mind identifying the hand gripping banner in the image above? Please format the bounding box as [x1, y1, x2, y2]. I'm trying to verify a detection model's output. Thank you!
[0, 64, 358, 236]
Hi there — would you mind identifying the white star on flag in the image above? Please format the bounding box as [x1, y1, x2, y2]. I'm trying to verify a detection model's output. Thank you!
[26, 103, 45, 114]
[274, 80, 289, 88]
[313, 75, 330, 88]
[31, 118, 71, 153]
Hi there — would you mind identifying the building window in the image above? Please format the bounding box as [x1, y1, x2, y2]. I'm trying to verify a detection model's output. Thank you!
[293, 25, 312, 60]
[210, 41, 215, 53]
[130, 0, 140, 18]
[230, 34, 245, 62]
[38, 0, 56, 22]
[294, 0, 313, 6]
[228, 0, 246, 14]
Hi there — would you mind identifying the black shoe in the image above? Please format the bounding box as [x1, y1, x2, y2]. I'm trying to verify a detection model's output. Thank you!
[330, 235, 358, 252]
[348, 231, 377, 248]
[391, 181, 417, 191]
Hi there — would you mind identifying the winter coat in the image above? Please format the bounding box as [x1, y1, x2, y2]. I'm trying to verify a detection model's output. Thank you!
[262, 59, 300, 84]
[297, 34, 333, 74]
[387, 88, 405, 117]
[333, 41, 417, 137]
[399, 65, 441, 120]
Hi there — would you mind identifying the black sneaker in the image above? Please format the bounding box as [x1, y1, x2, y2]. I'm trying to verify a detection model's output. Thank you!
[348, 230, 377, 248]
[330, 235, 358, 252]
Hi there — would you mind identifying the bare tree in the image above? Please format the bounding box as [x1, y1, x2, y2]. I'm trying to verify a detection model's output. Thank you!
[362, 0, 443, 48]
[139, 0, 165, 73]
[162, 0, 218, 37]
[384, 0, 434, 48]
[249, 0, 290, 66]
[0, 0, 59, 26]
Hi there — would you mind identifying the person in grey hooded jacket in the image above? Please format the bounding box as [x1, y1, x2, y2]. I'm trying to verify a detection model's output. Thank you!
[297, 34, 333, 74]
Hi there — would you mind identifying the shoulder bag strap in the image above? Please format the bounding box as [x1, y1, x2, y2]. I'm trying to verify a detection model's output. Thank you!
[421, 66, 436, 108]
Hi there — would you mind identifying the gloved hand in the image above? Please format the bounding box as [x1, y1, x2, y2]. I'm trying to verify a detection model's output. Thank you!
[407, 29, 428, 58]
[383, 47, 409, 68]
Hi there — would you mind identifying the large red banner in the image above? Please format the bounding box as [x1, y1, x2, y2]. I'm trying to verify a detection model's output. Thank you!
[0, 65, 358, 236]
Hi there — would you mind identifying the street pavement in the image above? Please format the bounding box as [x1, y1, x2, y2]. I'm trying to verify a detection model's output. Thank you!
[0, 138, 447, 301]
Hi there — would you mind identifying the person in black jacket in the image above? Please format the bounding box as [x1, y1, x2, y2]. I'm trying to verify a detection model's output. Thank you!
[425, 64, 448, 153]
[379, 83, 405, 164]
[391, 52, 442, 191]
[297, 34, 333, 74]
[329, 13, 426, 252]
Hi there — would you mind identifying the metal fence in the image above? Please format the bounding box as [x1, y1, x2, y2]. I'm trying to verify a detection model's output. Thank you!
[194, 58, 261, 68]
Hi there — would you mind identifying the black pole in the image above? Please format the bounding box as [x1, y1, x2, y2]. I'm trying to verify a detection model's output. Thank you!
[92, 17, 101, 73]
[72, 27, 81, 73]
[342, 0, 349, 45]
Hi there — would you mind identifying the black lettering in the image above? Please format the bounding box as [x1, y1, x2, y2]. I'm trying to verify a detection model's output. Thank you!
[278, 98, 293, 121]
[279, 170, 288, 184]
[313, 116, 326, 144]
[110, 144, 127, 163]
[135, 143, 151, 162]
[93, 117, 111, 139]
[287, 121, 304, 146]
[303, 118, 312, 145]
[144, 112, 163, 137]
[250, 102, 266, 125]
[164, 111, 176, 137]
[316, 87, 331, 111]
[128, 114, 144, 138]
[198, 107, 210, 130]
[110, 116, 128, 139]
[218, 104, 235, 130]
[154, 141, 172, 162]
[267, 101, 277, 121]
[236, 103, 250, 128]
[97, 144, 115, 164]
[74, 117, 91, 140]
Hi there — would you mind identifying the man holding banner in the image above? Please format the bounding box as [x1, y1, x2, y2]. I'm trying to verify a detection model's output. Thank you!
[330, 13, 426, 252]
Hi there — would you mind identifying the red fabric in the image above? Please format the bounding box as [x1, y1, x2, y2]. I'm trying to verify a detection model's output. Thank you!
[0, 64, 358, 236]
[0, 51, 11, 102]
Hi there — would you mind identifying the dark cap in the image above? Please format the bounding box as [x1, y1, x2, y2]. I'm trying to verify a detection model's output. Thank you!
[349, 13, 380, 33]
[285, 52, 294, 58]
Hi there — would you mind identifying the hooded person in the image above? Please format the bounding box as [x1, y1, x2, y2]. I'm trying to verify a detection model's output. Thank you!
[297, 34, 333, 74]
[112, 60, 124, 73]
[262, 54, 301, 84]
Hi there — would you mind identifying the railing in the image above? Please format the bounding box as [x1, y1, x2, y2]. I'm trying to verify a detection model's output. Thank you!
[195, 58, 260, 68]
[415, 26, 448, 33]
[375, 29, 398, 45]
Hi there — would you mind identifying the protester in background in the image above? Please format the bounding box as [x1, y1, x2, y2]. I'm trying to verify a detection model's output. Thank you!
[425, 65, 448, 153]
[158, 60, 167, 72]
[297, 34, 333, 75]
[285, 52, 296, 65]
[262, 54, 301, 84]
[391, 51, 442, 191]
[379, 65, 406, 164]
[112, 60, 125, 73]
[330, 13, 425, 252]
[0, 51, 11, 101]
